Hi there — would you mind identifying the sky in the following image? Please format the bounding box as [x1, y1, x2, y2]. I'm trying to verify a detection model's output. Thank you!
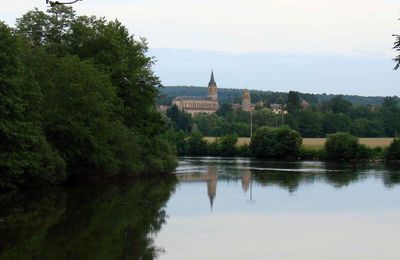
[1, 0, 400, 96]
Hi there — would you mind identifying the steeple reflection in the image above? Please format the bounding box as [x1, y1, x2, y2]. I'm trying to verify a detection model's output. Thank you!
[241, 169, 251, 193]
[177, 165, 218, 210]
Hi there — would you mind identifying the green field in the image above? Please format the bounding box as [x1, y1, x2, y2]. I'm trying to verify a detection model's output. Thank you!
[205, 137, 394, 148]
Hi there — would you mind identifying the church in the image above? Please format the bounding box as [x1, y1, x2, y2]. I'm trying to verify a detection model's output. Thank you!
[172, 71, 219, 115]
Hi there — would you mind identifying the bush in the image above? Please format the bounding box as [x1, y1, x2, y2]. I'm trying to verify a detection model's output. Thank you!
[385, 138, 400, 162]
[186, 132, 208, 156]
[237, 144, 251, 157]
[325, 132, 369, 161]
[250, 126, 302, 159]
[216, 134, 238, 156]
[355, 144, 374, 160]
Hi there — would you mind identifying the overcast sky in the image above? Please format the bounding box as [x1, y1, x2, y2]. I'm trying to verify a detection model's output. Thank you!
[1, 0, 400, 96]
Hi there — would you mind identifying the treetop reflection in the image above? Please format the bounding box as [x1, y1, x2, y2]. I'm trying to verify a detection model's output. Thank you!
[177, 158, 400, 208]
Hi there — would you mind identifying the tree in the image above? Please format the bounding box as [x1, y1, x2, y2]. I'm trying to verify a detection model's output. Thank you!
[297, 109, 324, 137]
[287, 91, 301, 114]
[324, 96, 352, 114]
[250, 126, 302, 159]
[216, 134, 238, 157]
[323, 113, 352, 134]
[253, 108, 276, 128]
[166, 105, 192, 132]
[186, 132, 208, 156]
[216, 103, 233, 117]
[1, 6, 177, 186]
[0, 22, 66, 190]
[325, 132, 363, 161]
[382, 97, 398, 107]
[39, 56, 124, 174]
[380, 98, 400, 136]
[385, 138, 400, 161]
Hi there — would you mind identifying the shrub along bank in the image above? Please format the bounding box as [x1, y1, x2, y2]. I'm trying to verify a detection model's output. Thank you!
[167, 128, 399, 163]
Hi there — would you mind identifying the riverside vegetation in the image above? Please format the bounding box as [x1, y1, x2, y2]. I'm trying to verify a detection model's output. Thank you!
[165, 105, 400, 162]
[166, 91, 400, 138]
[0, 6, 177, 191]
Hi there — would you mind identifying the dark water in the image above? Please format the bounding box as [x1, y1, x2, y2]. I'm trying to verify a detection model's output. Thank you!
[0, 178, 176, 260]
[1, 158, 400, 259]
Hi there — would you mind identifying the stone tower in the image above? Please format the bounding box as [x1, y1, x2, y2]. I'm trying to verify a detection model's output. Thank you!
[242, 89, 251, 112]
[207, 70, 218, 101]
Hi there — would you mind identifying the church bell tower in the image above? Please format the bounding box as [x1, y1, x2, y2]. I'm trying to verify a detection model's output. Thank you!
[207, 70, 218, 101]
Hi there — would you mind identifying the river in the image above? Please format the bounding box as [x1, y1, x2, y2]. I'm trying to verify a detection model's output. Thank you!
[1, 157, 400, 259]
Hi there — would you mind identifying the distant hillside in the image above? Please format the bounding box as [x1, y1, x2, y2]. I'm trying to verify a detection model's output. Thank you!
[158, 86, 396, 106]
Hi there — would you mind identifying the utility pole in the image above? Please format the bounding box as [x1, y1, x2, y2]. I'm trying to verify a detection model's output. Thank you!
[250, 109, 253, 138]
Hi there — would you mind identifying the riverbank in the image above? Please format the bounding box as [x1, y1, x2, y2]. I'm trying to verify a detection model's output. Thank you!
[205, 137, 394, 149]
[172, 131, 399, 163]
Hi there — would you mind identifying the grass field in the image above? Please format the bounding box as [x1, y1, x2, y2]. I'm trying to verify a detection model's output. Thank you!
[204, 137, 394, 148]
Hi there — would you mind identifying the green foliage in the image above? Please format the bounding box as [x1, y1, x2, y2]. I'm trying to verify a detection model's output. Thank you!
[0, 22, 66, 190]
[160, 86, 392, 106]
[287, 91, 301, 114]
[186, 132, 208, 156]
[237, 144, 251, 157]
[323, 96, 352, 114]
[191, 112, 250, 137]
[252, 108, 278, 128]
[161, 87, 400, 138]
[324, 132, 371, 161]
[166, 105, 192, 132]
[214, 134, 239, 157]
[297, 109, 324, 137]
[1, 7, 176, 189]
[216, 103, 233, 117]
[385, 138, 400, 161]
[250, 126, 302, 159]
[298, 146, 324, 160]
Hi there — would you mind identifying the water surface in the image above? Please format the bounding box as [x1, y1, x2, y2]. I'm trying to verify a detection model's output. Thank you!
[1, 157, 400, 259]
[156, 157, 400, 260]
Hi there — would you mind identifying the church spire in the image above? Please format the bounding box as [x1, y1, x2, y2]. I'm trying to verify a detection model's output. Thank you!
[209, 70, 216, 86]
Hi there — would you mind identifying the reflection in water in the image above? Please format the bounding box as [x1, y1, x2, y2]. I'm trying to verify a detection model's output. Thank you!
[178, 166, 218, 210]
[0, 178, 176, 259]
[1, 158, 400, 259]
[177, 164, 255, 209]
[157, 158, 400, 260]
[241, 169, 251, 193]
[176, 157, 400, 208]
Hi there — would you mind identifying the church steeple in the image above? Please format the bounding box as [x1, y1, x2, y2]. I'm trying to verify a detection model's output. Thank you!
[209, 70, 216, 86]
[207, 70, 218, 101]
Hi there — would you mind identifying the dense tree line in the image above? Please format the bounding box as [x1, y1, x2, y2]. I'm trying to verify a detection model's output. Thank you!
[159, 86, 397, 106]
[165, 102, 400, 162]
[165, 92, 400, 138]
[0, 6, 176, 190]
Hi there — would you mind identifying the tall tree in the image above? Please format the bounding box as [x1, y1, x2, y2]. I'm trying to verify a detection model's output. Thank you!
[0, 6, 177, 186]
[287, 91, 301, 114]
[0, 22, 66, 190]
